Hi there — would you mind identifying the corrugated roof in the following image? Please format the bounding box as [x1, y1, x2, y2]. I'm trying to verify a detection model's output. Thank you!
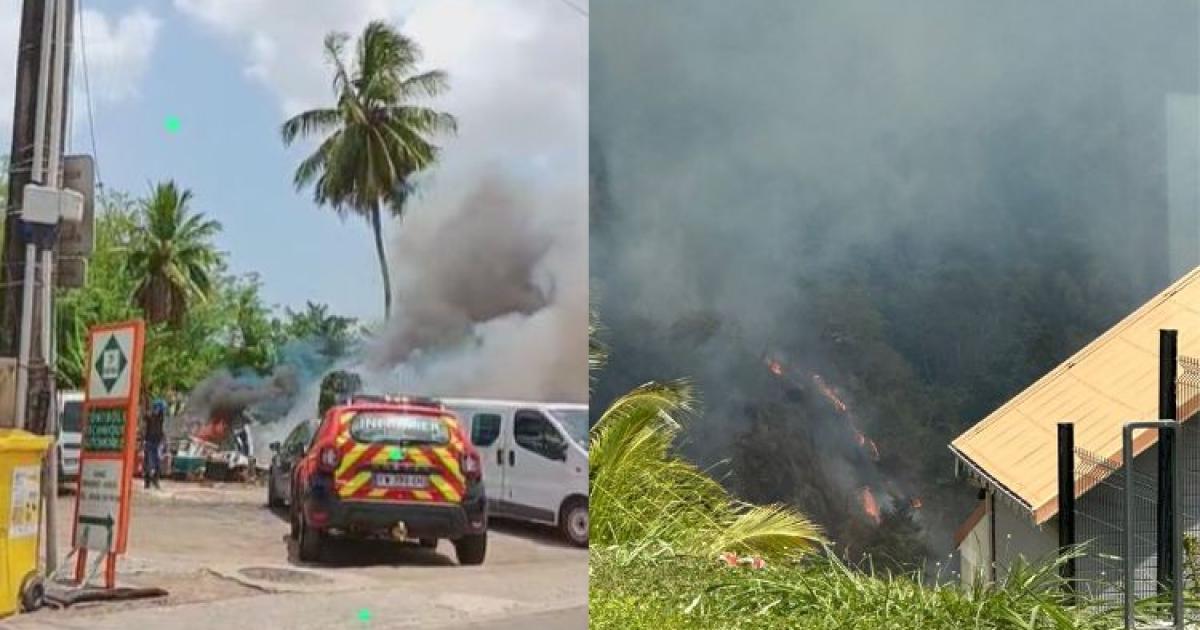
[949, 266, 1200, 525]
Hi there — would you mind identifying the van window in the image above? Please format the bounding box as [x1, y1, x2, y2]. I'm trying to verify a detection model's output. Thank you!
[514, 411, 567, 461]
[471, 414, 501, 447]
[550, 408, 588, 451]
[61, 401, 82, 433]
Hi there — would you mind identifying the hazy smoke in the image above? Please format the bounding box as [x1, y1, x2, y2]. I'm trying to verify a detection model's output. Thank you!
[356, 171, 586, 402]
[591, 0, 1199, 555]
[251, 171, 587, 463]
[175, 365, 301, 436]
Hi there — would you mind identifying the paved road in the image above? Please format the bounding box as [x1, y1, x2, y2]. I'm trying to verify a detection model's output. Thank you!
[0, 481, 587, 629]
[437, 605, 588, 629]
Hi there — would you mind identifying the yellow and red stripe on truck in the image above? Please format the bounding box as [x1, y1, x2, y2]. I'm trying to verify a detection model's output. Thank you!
[332, 412, 466, 503]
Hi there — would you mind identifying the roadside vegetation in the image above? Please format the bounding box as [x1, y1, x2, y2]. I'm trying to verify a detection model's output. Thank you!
[53, 182, 359, 401]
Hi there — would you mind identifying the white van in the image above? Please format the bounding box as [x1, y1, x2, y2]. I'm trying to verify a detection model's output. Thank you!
[58, 391, 84, 489]
[441, 399, 589, 547]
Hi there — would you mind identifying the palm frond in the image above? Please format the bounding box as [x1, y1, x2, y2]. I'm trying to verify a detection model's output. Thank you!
[395, 69, 450, 100]
[706, 504, 825, 559]
[323, 32, 352, 95]
[281, 108, 342, 145]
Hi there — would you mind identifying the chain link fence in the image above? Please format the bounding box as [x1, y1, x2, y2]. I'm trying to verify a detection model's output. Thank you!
[1175, 356, 1200, 600]
[1070, 355, 1200, 612]
[1074, 447, 1159, 606]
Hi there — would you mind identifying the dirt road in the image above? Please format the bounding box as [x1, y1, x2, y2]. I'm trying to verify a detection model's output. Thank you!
[0, 481, 587, 629]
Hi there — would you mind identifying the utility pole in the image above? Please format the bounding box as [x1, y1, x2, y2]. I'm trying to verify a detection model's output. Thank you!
[4, 0, 72, 433]
[6, 0, 77, 575]
[2, 1, 47, 420]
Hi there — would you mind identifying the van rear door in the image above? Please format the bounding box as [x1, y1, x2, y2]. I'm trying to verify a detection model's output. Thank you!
[463, 408, 507, 512]
[504, 409, 571, 524]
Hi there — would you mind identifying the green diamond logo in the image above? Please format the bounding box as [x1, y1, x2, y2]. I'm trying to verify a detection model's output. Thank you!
[95, 336, 128, 393]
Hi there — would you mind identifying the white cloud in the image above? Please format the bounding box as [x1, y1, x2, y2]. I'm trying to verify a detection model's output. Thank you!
[76, 8, 161, 103]
[0, 3, 160, 146]
[172, 0, 588, 183]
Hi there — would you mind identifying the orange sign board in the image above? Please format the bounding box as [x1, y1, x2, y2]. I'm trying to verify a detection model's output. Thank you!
[70, 320, 144, 584]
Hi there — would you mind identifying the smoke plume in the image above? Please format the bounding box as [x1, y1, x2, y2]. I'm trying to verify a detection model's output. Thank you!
[590, 0, 1199, 558]
[173, 365, 301, 436]
[248, 171, 586, 463]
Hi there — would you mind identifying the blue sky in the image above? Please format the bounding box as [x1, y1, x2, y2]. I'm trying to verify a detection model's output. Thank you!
[1, 0, 588, 325]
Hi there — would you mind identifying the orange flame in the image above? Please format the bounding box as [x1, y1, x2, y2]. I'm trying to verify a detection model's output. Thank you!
[860, 487, 881, 525]
[910, 497, 923, 510]
[815, 372, 880, 460]
[862, 436, 880, 461]
[767, 359, 784, 376]
[811, 374, 849, 413]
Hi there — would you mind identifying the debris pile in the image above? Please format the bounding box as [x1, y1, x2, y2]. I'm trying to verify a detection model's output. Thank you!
[163, 367, 299, 483]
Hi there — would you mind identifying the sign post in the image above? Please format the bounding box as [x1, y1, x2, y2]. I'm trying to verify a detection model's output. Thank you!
[68, 320, 144, 589]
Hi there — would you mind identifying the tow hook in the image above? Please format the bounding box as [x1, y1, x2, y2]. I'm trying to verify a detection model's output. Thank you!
[391, 522, 408, 540]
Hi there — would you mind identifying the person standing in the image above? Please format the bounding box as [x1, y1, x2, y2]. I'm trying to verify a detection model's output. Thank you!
[143, 399, 166, 490]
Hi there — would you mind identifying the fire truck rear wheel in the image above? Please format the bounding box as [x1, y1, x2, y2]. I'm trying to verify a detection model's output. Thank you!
[298, 512, 324, 562]
[289, 501, 300, 538]
[454, 532, 487, 565]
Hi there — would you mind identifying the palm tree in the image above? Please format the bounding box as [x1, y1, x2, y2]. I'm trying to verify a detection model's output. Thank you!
[125, 181, 221, 327]
[281, 21, 456, 319]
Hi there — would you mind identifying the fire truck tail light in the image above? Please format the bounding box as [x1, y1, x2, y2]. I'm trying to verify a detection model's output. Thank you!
[461, 451, 481, 481]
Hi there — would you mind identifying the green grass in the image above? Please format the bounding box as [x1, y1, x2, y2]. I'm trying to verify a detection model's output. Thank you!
[590, 545, 1121, 630]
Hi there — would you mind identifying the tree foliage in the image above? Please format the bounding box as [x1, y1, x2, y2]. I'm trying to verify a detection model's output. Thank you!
[55, 185, 354, 401]
[126, 181, 222, 327]
[283, 301, 357, 360]
[282, 21, 455, 319]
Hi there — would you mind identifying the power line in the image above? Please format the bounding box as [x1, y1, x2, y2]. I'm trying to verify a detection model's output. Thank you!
[77, 0, 102, 192]
[555, 0, 588, 18]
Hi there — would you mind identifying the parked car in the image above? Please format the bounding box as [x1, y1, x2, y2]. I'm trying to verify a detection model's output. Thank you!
[285, 395, 487, 565]
[441, 399, 589, 547]
[266, 418, 317, 508]
[57, 391, 84, 491]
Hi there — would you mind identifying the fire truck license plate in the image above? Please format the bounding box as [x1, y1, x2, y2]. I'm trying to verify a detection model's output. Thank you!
[374, 473, 427, 489]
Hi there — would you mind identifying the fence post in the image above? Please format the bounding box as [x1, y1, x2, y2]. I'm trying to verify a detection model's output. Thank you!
[1157, 329, 1177, 593]
[1057, 421, 1076, 598]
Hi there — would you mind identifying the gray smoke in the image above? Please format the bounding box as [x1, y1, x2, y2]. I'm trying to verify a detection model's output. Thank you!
[175, 365, 301, 436]
[361, 171, 587, 403]
[365, 176, 555, 367]
[253, 171, 587, 463]
[591, 0, 1199, 555]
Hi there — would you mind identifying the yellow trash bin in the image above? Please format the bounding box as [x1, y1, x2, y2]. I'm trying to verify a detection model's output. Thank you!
[0, 429, 50, 618]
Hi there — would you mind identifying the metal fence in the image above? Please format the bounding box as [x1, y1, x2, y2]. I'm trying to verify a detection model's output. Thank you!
[1074, 447, 1159, 606]
[1069, 354, 1200, 614]
[1175, 356, 1200, 594]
